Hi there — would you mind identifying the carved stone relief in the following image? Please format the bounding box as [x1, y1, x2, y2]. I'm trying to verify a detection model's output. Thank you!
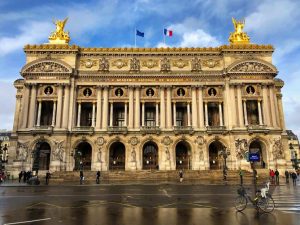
[272, 138, 284, 159]
[80, 59, 97, 69]
[173, 59, 188, 68]
[130, 58, 140, 72]
[191, 57, 201, 72]
[16, 141, 29, 161]
[160, 57, 171, 72]
[235, 139, 248, 160]
[24, 62, 69, 73]
[231, 62, 273, 72]
[52, 140, 65, 161]
[112, 59, 128, 69]
[202, 59, 220, 68]
[195, 136, 205, 161]
[162, 136, 173, 146]
[141, 59, 159, 69]
[99, 57, 109, 72]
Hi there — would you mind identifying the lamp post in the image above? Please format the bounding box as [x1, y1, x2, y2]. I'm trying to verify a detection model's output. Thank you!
[219, 146, 230, 181]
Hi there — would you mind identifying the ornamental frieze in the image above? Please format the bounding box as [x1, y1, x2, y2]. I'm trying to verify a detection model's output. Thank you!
[99, 57, 109, 72]
[23, 62, 69, 73]
[80, 59, 97, 69]
[191, 57, 202, 72]
[141, 59, 159, 69]
[172, 59, 188, 69]
[202, 59, 220, 68]
[160, 57, 171, 72]
[130, 58, 140, 72]
[112, 59, 128, 69]
[230, 62, 273, 73]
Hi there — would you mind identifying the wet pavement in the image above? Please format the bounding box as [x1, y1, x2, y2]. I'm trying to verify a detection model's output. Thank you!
[0, 181, 299, 225]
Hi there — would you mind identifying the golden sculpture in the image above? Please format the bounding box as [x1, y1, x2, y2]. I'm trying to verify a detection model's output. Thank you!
[48, 18, 70, 44]
[229, 18, 250, 44]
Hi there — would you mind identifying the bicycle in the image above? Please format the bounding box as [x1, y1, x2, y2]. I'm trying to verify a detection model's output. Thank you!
[235, 182, 275, 213]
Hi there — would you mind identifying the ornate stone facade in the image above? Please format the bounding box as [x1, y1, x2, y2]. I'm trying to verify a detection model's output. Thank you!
[6, 39, 296, 175]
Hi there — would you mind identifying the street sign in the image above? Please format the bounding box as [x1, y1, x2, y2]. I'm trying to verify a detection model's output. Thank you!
[249, 153, 260, 162]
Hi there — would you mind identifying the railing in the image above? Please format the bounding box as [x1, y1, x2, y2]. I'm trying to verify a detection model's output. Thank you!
[206, 126, 226, 134]
[31, 126, 53, 134]
[107, 126, 128, 134]
[247, 125, 269, 133]
[72, 126, 94, 134]
[173, 126, 193, 134]
[141, 126, 161, 134]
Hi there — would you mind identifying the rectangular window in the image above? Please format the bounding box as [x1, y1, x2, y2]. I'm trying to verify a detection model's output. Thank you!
[145, 108, 155, 127]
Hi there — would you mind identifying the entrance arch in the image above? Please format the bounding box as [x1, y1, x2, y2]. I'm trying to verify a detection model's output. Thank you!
[175, 141, 191, 170]
[142, 142, 158, 170]
[249, 140, 267, 168]
[109, 142, 125, 170]
[32, 141, 51, 171]
[74, 142, 92, 170]
[209, 141, 225, 170]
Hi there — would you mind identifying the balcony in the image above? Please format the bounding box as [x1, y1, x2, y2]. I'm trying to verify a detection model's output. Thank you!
[72, 126, 94, 135]
[31, 126, 53, 135]
[206, 126, 226, 134]
[141, 126, 161, 135]
[173, 126, 193, 135]
[108, 126, 128, 135]
[247, 125, 269, 133]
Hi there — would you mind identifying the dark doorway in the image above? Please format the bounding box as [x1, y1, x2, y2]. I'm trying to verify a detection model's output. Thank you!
[143, 142, 158, 170]
[175, 141, 191, 170]
[109, 142, 125, 170]
[32, 142, 51, 171]
[249, 140, 266, 168]
[209, 141, 224, 170]
[74, 142, 92, 170]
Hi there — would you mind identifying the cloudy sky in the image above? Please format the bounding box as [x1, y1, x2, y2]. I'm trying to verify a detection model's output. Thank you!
[0, 0, 300, 137]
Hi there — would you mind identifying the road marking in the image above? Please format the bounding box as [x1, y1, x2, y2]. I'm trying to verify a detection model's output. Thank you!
[4, 218, 51, 225]
[162, 189, 171, 198]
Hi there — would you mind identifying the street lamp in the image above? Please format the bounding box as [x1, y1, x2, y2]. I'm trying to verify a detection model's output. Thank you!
[290, 143, 299, 170]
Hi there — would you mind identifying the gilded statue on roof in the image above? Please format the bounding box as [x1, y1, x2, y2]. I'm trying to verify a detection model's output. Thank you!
[229, 18, 250, 44]
[48, 18, 70, 44]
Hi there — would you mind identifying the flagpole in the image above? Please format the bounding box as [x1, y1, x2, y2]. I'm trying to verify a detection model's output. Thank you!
[163, 28, 166, 45]
[135, 28, 136, 48]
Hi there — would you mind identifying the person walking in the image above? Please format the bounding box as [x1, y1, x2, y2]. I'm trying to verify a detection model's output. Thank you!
[239, 168, 244, 185]
[18, 171, 23, 183]
[179, 170, 183, 183]
[46, 171, 51, 185]
[96, 171, 100, 184]
[270, 169, 275, 184]
[80, 170, 84, 185]
[275, 169, 280, 185]
[291, 171, 297, 186]
[285, 170, 289, 184]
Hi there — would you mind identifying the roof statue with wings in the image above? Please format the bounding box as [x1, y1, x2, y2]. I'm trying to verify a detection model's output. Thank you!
[228, 17, 250, 44]
[48, 18, 70, 44]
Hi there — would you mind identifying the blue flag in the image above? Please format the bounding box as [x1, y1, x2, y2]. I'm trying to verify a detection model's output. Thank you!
[136, 29, 144, 37]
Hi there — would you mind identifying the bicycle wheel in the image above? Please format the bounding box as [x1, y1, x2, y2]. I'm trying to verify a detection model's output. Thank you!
[235, 195, 247, 212]
[257, 195, 275, 213]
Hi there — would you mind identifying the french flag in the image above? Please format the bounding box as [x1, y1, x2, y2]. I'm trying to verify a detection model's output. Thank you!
[164, 28, 173, 37]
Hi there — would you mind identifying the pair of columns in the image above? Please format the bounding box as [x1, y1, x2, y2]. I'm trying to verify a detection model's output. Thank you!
[242, 100, 263, 126]
[76, 102, 96, 127]
[204, 102, 224, 127]
[172, 102, 191, 127]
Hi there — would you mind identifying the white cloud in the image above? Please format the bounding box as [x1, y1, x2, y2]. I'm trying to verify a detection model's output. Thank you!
[0, 81, 15, 130]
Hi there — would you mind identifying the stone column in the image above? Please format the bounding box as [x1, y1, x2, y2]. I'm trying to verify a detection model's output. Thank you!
[187, 102, 191, 127]
[269, 86, 277, 127]
[21, 84, 30, 128]
[51, 101, 57, 127]
[110, 102, 113, 127]
[36, 100, 42, 126]
[198, 86, 204, 128]
[160, 87, 166, 128]
[95, 87, 102, 129]
[230, 85, 237, 127]
[243, 100, 248, 126]
[166, 86, 172, 128]
[128, 86, 134, 129]
[223, 80, 230, 128]
[77, 102, 81, 127]
[124, 102, 128, 126]
[258, 100, 263, 125]
[134, 87, 140, 128]
[92, 102, 96, 127]
[277, 94, 286, 130]
[219, 102, 223, 126]
[204, 102, 208, 127]
[67, 78, 75, 130]
[262, 85, 271, 126]
[28, 84, 37, 128]
[237, 85, 244, 127]
[156, 102, 159, 126]
[173, 102, 176, 126]
[102, 86, 109, 129]
[13, 95, 22, 132]
[142, 102, 145, 126]
[56, 85, 63, 128]
[192, 87, 198, 128]
[62, 84, 70, 129]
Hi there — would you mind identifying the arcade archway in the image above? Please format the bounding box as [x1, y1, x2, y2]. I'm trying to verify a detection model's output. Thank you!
[175, 141, 191, 170]
[208, 141, 225, 170]
[142, 142, 158, 170]
[249, 140, 267, 168]
[32, 141, 51, 171]
[74, 142, 92, 170]
[109, 142, 125, 170]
